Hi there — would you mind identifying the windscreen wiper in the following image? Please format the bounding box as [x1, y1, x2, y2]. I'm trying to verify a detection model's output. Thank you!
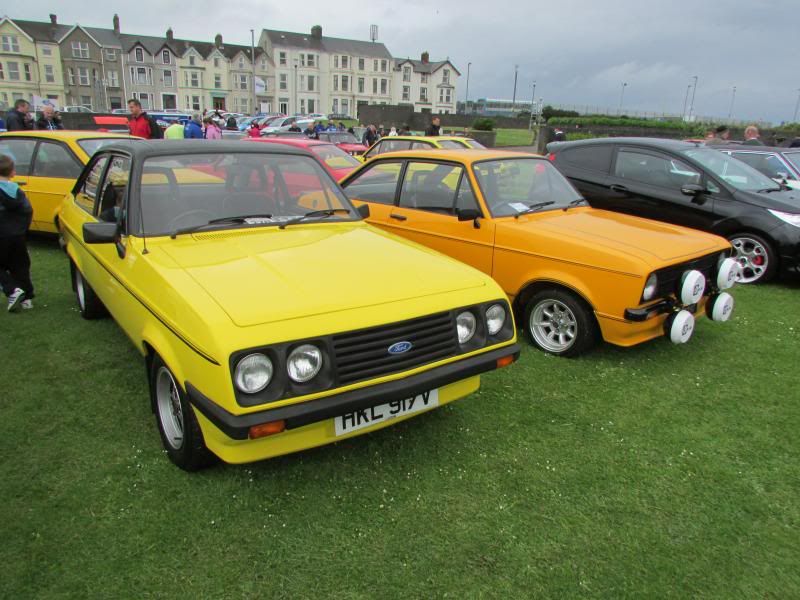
[562, 198, 587, 211]
[278, 208, 352, 229]
[514, 201, 555, 218]
[169, 213, 273, 239]
[756, 188, 781, 194]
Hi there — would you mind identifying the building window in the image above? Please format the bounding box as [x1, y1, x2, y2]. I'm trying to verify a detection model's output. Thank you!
[1, 35, 20, 53]
[372, 78, 377, 94]
[163, 70, 173, 87]
[80, 95, 92, 108]
[307, 99, 315, 113]
[279, 52, 287, 66]
[421, 74, 429, 84]
[342, 56, 348, 69]
[341, 75, 349, 92]
[380, 79, 387, 95]
[279, 73, 287, 90]
[238, 74, 248, 90]
[213, 57, 220, 68]
[332, 99, 338, 113]
[191, 95, 200, 110]
[137, 93, 151, 109]
[67, 67, 74, 85]
[279, 99, 288, 114]
[261, 57, 267, 70]
[189, 55, 195, 66]
[44, 64, 55, 83]
[108, 70, 119, 87]
[381, 60, 387, 72]
[214, 74, 222, 89]
[420, 87, 428, 102]
[161, 50, 170, 64]
[333, 55, 338, 69]
[342, 99, 349, 115]
[135, 47, 144, 62]
[358, 77, 365, 94]
[373, 59, 378, 71]
[133, 67, 148, 85]
[109, 96, 122, 109]
[442, 69, 450, 84]
[333, 75, 338, 91]
[238, 57, 245, 69]
[23, 63, 31, 81]
[7, 62, 19, 80]
[403, 67, 411, 82]
[0, 63, 4, 80]
[42, 46, 53, 57]
[78, 67, 90, 86]
[239, 97, 249, 113]
[72, 41, 90, 59]
[186, 71, 200, 88]
[105, 49, 116, 61]
[358, 58, 364, 70]
[300, 99, 305, 114]
[402, 86, 410, 101]
[307, 54, 315, 68]
[307, 75, 315, 92]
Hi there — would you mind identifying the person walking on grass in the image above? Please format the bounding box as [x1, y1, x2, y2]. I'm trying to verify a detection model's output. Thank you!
[0, 155, 34, 312]
[425, 116, 442, 136]
[203, 116, 222, 139]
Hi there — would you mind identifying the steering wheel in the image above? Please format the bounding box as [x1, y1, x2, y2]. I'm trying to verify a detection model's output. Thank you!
[166, 210, 216, 232]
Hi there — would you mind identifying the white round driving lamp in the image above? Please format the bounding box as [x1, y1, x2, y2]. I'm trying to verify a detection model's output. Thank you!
[716, 257, 739, 290]
[679, 270, 706, 305]
[287, 344, 323, 383]
[706, 292, 735, 322]
[642, 273, 658, 302]
[665, 309, 695, 344]
[456, 311, 477, 344]
[235, 353, 273, 394]
[485, 304, 506, 336]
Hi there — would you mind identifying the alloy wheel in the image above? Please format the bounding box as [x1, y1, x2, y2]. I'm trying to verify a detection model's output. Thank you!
[730, 236, 768, 283]
[530, 299, 578, 353]
[156, 366, 184, 450]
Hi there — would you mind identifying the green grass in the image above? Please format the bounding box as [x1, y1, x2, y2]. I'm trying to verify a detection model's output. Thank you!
[495, 128, 535, 146]
[2, 240, 799, 598]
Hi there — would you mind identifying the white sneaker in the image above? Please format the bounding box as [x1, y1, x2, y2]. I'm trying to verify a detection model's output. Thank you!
[7, 288, 25, 312]
[21, 299, 33, 310]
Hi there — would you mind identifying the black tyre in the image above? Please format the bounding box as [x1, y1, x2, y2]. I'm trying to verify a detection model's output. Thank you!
[71, 261, 107, 320]
[524, 288, 599, 357]
[727, 232, 777, 284]
[149, 354, 215, 471]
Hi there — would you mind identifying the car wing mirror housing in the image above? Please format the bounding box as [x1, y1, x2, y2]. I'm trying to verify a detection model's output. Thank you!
[83, 221, 120, 244]
[681, 183, 705, 196]
[356, 203, 370, 219]
[457, 208, 481, 222]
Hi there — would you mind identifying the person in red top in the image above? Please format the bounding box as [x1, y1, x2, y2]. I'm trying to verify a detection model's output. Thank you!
[126, 98, 162, 139]
[247, 121, 262, 138]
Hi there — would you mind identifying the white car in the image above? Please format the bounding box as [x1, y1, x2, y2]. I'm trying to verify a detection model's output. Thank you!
[63, 105, 94, 113]
[308, 113, 328, 121]
[261, 116, 302, 133]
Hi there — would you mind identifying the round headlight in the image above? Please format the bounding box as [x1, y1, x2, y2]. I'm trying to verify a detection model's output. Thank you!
[456, 311, 477, 344]
[485, 304, 506, 335]
[235, 353, 273, 394]
[287, 344, 323, 383]
[642, 273, 658, 301]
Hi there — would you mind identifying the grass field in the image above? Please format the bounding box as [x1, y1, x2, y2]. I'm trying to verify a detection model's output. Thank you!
[2, 240, 799, 598]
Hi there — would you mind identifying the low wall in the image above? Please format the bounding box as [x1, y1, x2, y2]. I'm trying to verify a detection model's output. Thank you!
[356, 105, 530, 131]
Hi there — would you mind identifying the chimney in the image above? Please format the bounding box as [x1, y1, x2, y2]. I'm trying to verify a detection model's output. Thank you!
[113, 14, 120, 35]
[311, 25, 322, 39]
[49, 14, 57, 25]
[421, 51, 429, 64]
[166, 27, 174, 41]
[215, 33, 223, 48]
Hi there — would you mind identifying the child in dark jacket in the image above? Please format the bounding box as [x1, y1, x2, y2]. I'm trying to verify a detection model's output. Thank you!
[0, 154, 34, 312]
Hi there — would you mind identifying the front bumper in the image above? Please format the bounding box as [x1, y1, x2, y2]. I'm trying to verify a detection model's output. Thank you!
[187, 344, 520, 441]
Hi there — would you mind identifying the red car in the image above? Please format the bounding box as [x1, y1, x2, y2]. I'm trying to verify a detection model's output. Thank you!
[315, 131, 368, 157]
[244, 136, 361, 180]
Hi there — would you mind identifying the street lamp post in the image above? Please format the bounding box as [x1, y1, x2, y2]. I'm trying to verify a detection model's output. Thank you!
[529, 80, 536, 131]
[465, 62, 471, 115]
[511, 64, 519, 109]
[250, 29, 257, 116]
[793, 88, 800, 122]
[293, 58, 299, 115]
[728, 86, 737, 119]
[618, 82, 627, 113]
[682, 84, 691, 119]
[688, 75, 699, 120]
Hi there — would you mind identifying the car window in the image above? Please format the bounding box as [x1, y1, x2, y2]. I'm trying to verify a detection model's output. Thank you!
[472, 158, 582, 217]
[31, 141, 82, 179]
[683, 148, 780, 192]
[464, 139, 486, 149]
[455, 175, 481, 213]
[437, 140, 465, 149]
[136, 153, 354, 236]
[399, 162, 463, 213]
[0, 138, 37, 176]
[562, 145, 614, 173]
[308, 145, 360, 170]
[76, 155, 109, 214]
[784, 152, 800, 172]
[614, 149, 701, 188]
[411, 141, 433, 150]
[77, 138, 137, 157]
[343, 161, 402, 205]
[97, 155, 131, 224]
[731, 152, 796, 180]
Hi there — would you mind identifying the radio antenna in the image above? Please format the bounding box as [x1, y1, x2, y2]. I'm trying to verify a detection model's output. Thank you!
[135, 141, 149, 254]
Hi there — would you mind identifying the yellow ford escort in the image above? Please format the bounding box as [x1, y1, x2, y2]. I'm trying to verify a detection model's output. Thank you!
[340, 149, 739, 357]
[58, 141, 519, 471]
[360, 135, 485, 162]
[0, 131, 139, 233]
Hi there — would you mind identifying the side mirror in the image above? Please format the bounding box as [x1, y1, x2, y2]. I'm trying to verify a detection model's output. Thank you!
[356, 203, 370, 219]
[457, 208, 481, 222]
[775, 172, 788, 181]
[83, 221, 119, 244]
[680, 183, 705, 196]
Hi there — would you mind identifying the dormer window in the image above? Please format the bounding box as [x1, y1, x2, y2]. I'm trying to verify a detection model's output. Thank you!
[442, 69, 450, 84]
[238, 57, 245, 69]
[162, 50, 170, 64]
[189, 55, 196, 66]
[135, 47, 144, 62]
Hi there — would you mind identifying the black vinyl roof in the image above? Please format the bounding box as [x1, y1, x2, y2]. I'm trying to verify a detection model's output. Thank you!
[100, 139, 310, 159]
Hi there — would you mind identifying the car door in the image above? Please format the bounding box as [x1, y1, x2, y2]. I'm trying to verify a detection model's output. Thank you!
[383, 160, 495, 276]
[342, 159, 404, 226]
[27, 140, 84, 232]
[607, 146, 715, 230]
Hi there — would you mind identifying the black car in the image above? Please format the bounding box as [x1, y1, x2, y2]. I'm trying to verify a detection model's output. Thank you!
[547, 138, 800, 283]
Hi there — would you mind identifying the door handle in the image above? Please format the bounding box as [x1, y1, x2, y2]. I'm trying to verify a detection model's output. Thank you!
[610, 184, 628, 194]
[16, 181, 26, 186]
[390, 213, 407, 221]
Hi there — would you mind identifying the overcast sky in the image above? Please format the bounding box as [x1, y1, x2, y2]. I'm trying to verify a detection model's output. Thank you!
[14, 0, 799, 123]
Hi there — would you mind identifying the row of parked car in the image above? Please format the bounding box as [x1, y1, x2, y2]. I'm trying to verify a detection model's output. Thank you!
[1, 128, 794, 472]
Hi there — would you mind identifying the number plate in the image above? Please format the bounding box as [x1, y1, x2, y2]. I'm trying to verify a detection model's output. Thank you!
[334, 389, 439, 437]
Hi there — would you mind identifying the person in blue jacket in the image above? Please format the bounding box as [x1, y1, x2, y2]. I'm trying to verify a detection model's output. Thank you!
[184, 113, 204, 139]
